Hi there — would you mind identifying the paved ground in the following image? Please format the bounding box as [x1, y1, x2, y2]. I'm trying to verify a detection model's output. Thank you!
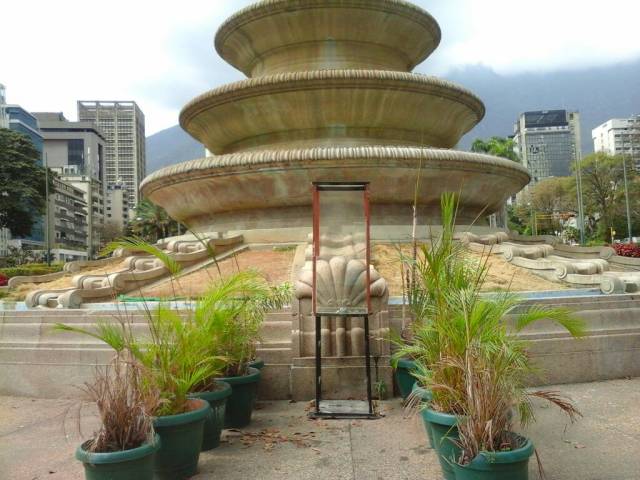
[1, 378, 638, 479]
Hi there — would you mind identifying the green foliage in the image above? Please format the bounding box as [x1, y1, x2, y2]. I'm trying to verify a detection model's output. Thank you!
[0, 263, 63, 278]
[127, 199, 183, 243]
[194, 271, 292, 378]
[0, 129, 52, 237]
[56, 237, 292, 415]
[471, 136, 519, 162]
[506, 204, 527, 235]
[576, 152, 639, 241]
[529, 176, 577, 214]
[394, 193, 584, 427]
[56, 306, 226, 417]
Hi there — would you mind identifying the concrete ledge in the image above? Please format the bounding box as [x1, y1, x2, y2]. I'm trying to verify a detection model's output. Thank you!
[1, 294, 639, 399]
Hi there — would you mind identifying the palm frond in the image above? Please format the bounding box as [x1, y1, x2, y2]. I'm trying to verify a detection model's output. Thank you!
[100, 237, 182, 276]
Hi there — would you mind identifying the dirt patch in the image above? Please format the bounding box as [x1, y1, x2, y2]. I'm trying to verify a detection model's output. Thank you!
[5, 261, 129, 301]
[372, 244, 565, 296]
[139, 249, 296, 298]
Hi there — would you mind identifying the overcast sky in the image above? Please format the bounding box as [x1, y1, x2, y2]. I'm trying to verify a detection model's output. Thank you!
[2, 0, 640, 135]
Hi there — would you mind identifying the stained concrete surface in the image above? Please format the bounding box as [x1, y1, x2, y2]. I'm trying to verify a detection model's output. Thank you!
[0, 378, 638, 480]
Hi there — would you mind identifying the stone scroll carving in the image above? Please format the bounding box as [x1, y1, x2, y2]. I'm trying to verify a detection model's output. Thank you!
[293, 235, 389, 359]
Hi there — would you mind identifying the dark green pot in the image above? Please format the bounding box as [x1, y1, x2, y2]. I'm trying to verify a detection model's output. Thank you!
[248, 358, 265, 370]
[411, 383, 434, 449]
[423, 408, 460, 480]
[393, 358, 417, 400]
[452, 436, 534, 480]
[75, 435, 159, 480]
[189, 381, 232, 451]
[219, 367, 261, 428]
[152, 399, 209, 480]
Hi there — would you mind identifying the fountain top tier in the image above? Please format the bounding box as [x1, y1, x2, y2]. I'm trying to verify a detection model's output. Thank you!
[215, 0, 441, 77]
[141, 0, 530, 241]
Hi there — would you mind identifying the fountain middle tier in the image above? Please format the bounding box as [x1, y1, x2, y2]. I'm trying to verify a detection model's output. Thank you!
[180, 70, 485, 155]
[141, 146, 530, 242]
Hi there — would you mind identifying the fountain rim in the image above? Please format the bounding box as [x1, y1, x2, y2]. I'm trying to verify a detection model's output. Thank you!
[179, 69, 486, 131]
[214, 0, 442, 73]
[140, 146, 531, 196]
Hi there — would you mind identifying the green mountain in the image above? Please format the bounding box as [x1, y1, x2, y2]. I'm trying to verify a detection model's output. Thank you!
[146, 60, 640, 173]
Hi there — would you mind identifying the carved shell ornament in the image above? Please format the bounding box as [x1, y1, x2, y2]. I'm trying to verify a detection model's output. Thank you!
[295, 256, 388, 311]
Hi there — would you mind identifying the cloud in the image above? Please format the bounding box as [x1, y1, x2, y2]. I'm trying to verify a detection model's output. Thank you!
[417, 0, 640, 75]
[2, 0, 640, 134]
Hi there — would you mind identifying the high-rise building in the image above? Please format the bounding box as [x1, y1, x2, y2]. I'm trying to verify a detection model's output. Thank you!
[513, 110, 582, 185]
[592, 116, 640, 170]
[77, 101, 146, 215]
[47, 177, 89, 261]
[34, 112, 107, 257]
[0, 84, 8, 129]
[106, 183, 130, 232]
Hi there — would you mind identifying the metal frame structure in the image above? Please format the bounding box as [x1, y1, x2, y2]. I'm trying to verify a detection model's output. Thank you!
[309, 182, 378, 419]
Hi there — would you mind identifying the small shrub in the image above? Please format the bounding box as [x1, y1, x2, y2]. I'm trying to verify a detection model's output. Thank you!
[613, 243, 640, 258]
[0, 273, 8, 287]
[84, 354, 159, 453]
[0, 263, 63, 278]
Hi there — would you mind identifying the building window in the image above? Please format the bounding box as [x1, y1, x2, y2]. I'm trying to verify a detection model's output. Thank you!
[68, 139, 85, 169]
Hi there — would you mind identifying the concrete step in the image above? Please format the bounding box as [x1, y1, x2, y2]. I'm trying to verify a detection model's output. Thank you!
[255, 347, 292, 364]
[260, 321, 293, 343]
[264, 311, 295, 322]
[0, 340, 112, 349]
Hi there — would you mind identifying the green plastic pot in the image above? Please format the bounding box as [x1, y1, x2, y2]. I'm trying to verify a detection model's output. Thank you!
[248, 358, 265, 370]
[411, 383, 434, 449]
[189, 381, 232, 451]
[393, 358, 417, 399]
[219, 367, 261, 428]
[75, 435, 159, 480]
[152, 398, 209, 480]
[452, 435, 534, 480]
[423, 408, 460, 480]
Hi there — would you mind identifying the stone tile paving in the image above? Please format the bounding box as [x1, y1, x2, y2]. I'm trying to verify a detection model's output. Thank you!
[1, 378, 638, 479]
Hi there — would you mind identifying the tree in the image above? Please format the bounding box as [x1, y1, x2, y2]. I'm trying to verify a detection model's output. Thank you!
[127, 199, 182, 242]
[0, 129, 50, 237]
[471, 136, 519, 162]
[529, 177, 576, 214]
[576, 152, 639, 240]
[97, 221, 125, 247]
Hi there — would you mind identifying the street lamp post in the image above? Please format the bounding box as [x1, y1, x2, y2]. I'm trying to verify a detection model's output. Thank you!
[622, 154, 633, 243]
[44, 153, 51, 266]
[573, 123, 586, 245]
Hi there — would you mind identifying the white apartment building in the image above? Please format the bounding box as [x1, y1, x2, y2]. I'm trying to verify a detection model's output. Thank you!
[592, 116, 640, 169]
[77, 101, 146, 214]
[0, 83, 7, 128]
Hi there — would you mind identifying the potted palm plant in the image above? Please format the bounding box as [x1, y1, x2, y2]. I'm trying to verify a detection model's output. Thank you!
[59, 302, 221, 479]
[196, 271, 291, 428]
[58, 239, 225, 479]
[395, 193, 584, 480]
[186, 272, 286, 448]
[448, 344, 580, 480]
[75, 353, 160, 480]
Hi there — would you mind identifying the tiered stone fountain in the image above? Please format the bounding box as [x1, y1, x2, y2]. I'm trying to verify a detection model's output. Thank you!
[140, 0, 530, 243]
[138, 0, 532, 399]
[5, 1, 640, 404]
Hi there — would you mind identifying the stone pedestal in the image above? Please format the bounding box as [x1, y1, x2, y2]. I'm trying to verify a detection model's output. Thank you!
[291, 234, 391, 400]
[290, 356, 393, 402]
